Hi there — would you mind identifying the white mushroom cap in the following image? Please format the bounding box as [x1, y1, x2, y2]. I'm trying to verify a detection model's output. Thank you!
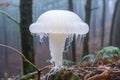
[29, 10, 89, 35]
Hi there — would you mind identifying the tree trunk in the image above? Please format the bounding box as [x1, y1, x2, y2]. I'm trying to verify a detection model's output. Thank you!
[68, 0, 76, 62]
[91, 0, 98, 53]
[110, 0, 120, 48]
[20, 0, 34, 74]
[101, 0, 106, 47]
[82, 0, 92, 57]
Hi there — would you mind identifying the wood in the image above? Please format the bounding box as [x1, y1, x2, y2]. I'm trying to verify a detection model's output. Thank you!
[110, 0, 120, 47]
[20, 0, 35, 74]
[83, 0, 92, 57]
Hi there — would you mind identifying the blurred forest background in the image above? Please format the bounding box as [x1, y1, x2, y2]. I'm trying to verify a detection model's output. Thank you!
[0, 0, 119, 78]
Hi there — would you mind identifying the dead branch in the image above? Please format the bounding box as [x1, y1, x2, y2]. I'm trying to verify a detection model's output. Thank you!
[83, 65, 120, 80]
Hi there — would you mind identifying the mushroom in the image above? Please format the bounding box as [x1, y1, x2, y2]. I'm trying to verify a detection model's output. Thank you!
[29, 10, 89, 69]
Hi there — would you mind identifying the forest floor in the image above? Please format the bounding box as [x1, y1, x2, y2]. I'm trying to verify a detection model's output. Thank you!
[42, 59, 120, 80]
[38, 46, 120, 80]
[1, 46, 120, 80]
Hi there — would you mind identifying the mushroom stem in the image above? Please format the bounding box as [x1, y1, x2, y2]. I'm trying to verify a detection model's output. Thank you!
[49, 33, 67, 69]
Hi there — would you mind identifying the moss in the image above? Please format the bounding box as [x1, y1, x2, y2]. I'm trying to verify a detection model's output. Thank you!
[47, 69, 79, 80]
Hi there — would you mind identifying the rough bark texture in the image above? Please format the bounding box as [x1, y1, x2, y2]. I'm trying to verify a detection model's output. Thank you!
[110, 0, 120, 48]
[20, 0, 35, 74]
[101, 0, 106, 47]
[83, 0, 91, 57]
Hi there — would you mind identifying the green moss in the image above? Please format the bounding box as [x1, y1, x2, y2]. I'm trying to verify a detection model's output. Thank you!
[47, 69, 79, 80]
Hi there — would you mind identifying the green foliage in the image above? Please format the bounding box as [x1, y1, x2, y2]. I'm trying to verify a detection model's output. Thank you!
[80, 54, 95, 64]
[97, 46, 120, 60]
[63, 59, 75, 65]
[80, 46, 120, 65]
[98, 46, 120, 55]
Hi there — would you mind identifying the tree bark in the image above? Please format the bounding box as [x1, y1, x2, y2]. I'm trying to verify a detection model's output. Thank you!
[20, 0, 34, 74]
[68, 0, 76, 62]
[82, 0, 92, 57]
[101, 0, 106, 47]
[109, 0, 120, 46]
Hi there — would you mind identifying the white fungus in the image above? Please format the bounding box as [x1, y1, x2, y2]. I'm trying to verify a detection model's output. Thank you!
[29, 10, 89, 69]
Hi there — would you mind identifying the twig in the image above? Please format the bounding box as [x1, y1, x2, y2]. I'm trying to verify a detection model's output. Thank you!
[20, 65, 52, 80]
[0, 44, 54, 80]
[21, 71, 37, 79]
[84, 72, 92, 80]
[83, 65, 120, 80]
[87, 70, 109, 80]
[38, 65, 53, 80]
[0, 10, 19, 24]
[0, 44, 39, 71]
[39, 65, 53, 72]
